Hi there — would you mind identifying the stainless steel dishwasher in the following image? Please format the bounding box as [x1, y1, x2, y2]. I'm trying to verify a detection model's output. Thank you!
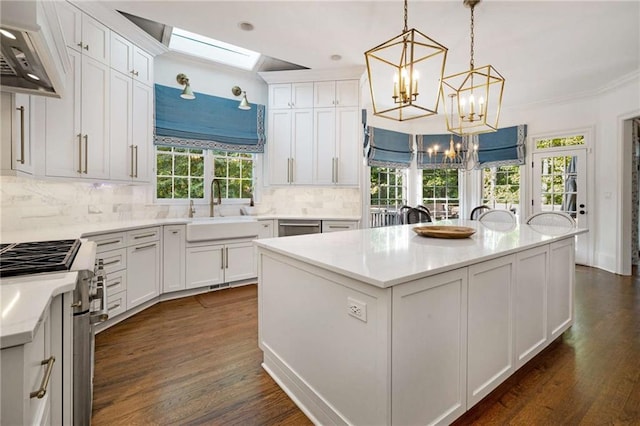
[278, 219, 322, 237]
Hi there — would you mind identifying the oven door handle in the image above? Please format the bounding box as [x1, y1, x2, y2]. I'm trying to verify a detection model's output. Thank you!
[90, 278, 109, 324]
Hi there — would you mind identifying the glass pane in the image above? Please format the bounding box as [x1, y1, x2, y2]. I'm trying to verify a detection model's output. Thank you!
[240, 160, 252, 179]
[174, 147, 188, 153]
[536, 135, 585, 150]
[228, 179, 241, 198]
[157, 177, 173, 199]
[157, 154, 172, 176]
[157, 146, 172, 152]
[190, 149, 203, 155]
[228, 160, 241, 178]
[190, 178, 204, 199]
[174, 178, 189, 198]
[190, 156, 204, 177]
[241, 181, 252, 198]
[214, 158, 226, 178]
[174, 156, 189, 176]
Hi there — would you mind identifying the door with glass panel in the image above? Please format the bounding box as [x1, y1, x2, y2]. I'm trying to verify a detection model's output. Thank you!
[532, 148, 588, 264]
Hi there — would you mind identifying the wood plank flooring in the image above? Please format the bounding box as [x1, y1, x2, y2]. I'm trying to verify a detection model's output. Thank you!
[93, 266, 640, 425]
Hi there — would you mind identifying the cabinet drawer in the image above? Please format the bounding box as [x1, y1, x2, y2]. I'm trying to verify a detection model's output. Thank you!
[97, 248, 127, 275]
[322, 220, 358, 232]
[105, 269, 127, 294]
[106, 291, 126, 318]
[126, 227, 160, 245]
[91, 232, 126, 253]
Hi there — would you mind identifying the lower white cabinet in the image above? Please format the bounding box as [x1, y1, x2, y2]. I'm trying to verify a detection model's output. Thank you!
[1, 293, 71, 426]
[257, 219, 275, 239]
[163, 225, 186, 292]
[548, 238, 575, 339]
[467, 254, 516, 407]
[127, 238, 160, 309]
[321, 220, 358, 232]
[186, 240, 255, 289]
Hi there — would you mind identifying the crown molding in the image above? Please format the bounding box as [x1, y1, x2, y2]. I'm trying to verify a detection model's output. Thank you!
[258, 66, 366, 84]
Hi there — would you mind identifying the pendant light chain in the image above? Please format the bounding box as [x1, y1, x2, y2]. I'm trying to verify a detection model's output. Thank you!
[403, 0, 408, 32]
[469, 3, 475, 70]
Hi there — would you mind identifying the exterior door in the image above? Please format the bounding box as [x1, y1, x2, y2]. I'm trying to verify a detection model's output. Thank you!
[532, 148, 588, 264]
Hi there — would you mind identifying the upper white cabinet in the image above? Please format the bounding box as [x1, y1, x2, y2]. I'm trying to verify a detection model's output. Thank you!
[268, 108, 314, 185]
[269, 83, 313, 109]
[45, 49, 110, 179]
[57, 2, 110, 65]
[314, 80, 359, 107]
[110, 32, 154, 86]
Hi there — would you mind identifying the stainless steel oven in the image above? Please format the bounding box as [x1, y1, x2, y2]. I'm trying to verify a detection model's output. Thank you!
[278, 219, 322, 237]
[0, 239, 108, 425]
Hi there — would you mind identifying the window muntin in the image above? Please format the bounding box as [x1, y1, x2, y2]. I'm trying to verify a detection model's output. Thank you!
[212, 151, 254, 199]
[370, 167, 404, 209]
[422, 169, 459, 219]
[482, 165, 521, 214]
[539, 155, 577, 214]
[535, 135, 585, 150]
[156, 147, 205, 200]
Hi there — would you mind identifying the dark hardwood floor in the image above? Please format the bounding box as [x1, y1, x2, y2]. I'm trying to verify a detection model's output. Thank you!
[93, 266, 640, 425]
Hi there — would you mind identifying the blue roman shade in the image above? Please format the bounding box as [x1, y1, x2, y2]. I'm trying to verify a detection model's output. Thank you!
[365, 126, 414, 168]
[154, 84, 265, 153]
[416, 134, 469, 170]
[476, 124, 527, 168]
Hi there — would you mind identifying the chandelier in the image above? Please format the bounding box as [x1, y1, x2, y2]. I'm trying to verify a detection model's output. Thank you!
[364, 0, 448, 122]
[441, 0, 504, 135]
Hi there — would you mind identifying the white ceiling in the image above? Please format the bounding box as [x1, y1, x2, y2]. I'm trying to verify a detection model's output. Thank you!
[105, 0, 639, 110]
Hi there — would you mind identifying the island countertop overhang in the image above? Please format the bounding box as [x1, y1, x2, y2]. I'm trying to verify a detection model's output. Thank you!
[255, 219, 588, 288]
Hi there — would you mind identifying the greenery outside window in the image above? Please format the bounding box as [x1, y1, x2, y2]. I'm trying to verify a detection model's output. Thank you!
[212, 151, 254, 199]
[371, 167, 404, 209]
[156, 147, 205, 200]
[482, 165, 521, 213]
[535, 135, 584, 149]
[422, 169, 459, 219]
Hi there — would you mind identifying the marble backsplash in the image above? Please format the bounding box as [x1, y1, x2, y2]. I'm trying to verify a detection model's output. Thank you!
[0, 176, 362, 231]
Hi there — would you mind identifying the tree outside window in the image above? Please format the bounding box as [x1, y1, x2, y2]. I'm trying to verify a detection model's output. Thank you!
[370, 167, 404, 209]
[156, 147, 204, 199]
[482, 165, 521, 213]
[422, 169, 459, 219]
[212, 151, 254, 199]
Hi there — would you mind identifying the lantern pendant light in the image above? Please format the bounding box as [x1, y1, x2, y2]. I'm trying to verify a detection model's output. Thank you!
[365, 0, 448, 122]
[441, 0, 504, 135]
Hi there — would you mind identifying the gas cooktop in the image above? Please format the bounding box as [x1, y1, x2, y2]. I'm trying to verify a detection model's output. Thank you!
[0, 239, 81, 278]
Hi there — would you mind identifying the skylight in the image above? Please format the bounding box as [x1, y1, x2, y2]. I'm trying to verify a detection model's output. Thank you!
[169, 28, 261, 71]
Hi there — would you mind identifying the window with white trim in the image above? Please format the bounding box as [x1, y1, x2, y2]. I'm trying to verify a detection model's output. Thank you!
[212, 151, 254, 199]
[482, 165, 521, 214]
[421, 169, 460, 219]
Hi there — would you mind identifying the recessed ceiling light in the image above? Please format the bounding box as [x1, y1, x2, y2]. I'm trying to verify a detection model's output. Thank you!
[26, 73, 40, 81]
[238, 22, 254, 31]
[330, 54, 342, 61]
[0, 29, 16, 40]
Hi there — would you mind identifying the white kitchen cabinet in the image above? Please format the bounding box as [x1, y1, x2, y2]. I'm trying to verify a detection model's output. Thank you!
[268, 108, 314, 185]
[163, 225, 186, 293]
[109, 71, 153, 182]
[467, 254, 516, 407]
[186, 244, 225, 289]
[186, 240, 256, 289]
[57, 2, 110, 65]
[269, 82, 313, 109]
[313, 106, 360, 185]
[515, 245, 549, 369]
[45, 48, 110, 179]
[110, 32, 154, 87]
[1, 294, 68, 426]
[392, 269, 468, 426]
[548, 238, 575, 339]
[257, 220, 275, 239]
[126, 227, 161, 309]
[314, 80, 359, 107]
[321, 220, 358, 232]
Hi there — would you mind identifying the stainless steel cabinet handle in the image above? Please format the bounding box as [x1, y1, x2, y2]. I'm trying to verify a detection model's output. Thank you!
[332, 158, 336, 183]
[134, 233, 156, 239]
[77, 42, 83, 49]
[225, 247, 229, 268]
[83, 134, 88, 174]
[84, 44, 89, 51]
[329, 225, 350, 229]
[77, 133, 82, 173]
[172, 230, 179, 234]
[97, 239, 121, 247]
[102, 259, 120, 266]
[130, 145, 134, 177]
[334, 158, 339, 183]
[107, 279, 121, 288]
[134, 145, 138, 178]
[130, 70, 139, 76]
[220, 248, 224, 270]
[134, 243, 156, 251]
[15, 106, 25, 164]
[30, 356, 56, 399]
[279, 222, 321, 227]
[109, 302, 121, 311]
[290, 158, 294, 182]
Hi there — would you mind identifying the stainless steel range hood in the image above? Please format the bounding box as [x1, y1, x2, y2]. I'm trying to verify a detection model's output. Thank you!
[0, 1, 69, 98]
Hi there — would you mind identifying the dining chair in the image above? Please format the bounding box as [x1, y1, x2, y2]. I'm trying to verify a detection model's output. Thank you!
[525, 211, 576, 227]
[478, 209, 517, 224]
[470, 205, 491, 220]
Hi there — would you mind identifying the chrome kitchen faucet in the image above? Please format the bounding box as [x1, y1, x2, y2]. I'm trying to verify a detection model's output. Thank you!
[210, 179, 222, 217]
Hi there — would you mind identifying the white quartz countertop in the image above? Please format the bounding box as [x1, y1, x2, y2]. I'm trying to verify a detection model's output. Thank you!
[0, 271, 78, 348]
[255, 219, 588, 288]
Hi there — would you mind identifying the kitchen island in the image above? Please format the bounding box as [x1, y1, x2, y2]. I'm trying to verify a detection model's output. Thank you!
[255, 220, 587, 425]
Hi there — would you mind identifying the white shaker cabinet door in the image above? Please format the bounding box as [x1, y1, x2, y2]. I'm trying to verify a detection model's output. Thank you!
[163, 226, 186, 293]
[313, 107, 336, 185]
[127, 241, 160, 309]
[225, 242, 256, 283]
[131, 81, 153, 182]
[186, 245, 224, 289]
[548, 238, 575, 339]
[109, 69, 133, 181]
[290, 108, 313, 184]
[81, 13, 110, 64]
[335, 106, 360, 185]
[80, 55, 110, 179]
[268, 109, 293, 185]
